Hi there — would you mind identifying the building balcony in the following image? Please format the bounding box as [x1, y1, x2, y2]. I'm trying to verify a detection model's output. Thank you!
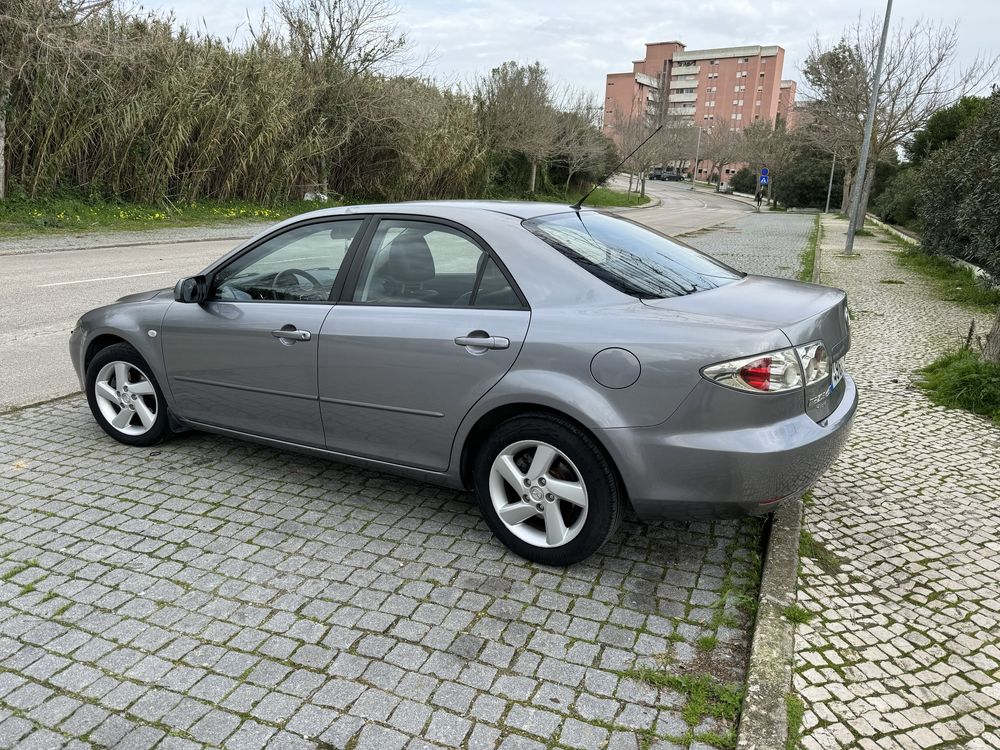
[671, 66, 700, 76]
[668, 92, 697, 103]
[666, 106, 696, 116]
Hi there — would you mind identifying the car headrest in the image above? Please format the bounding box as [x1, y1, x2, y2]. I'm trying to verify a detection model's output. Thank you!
[384, 234, 435, 283]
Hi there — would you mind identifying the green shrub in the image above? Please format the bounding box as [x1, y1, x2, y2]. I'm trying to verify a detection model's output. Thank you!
[917, 91, 1000, 278]
[872, 167, 921, 229]
[919, 349, 1000, 424]
[730, 167, 757, 194]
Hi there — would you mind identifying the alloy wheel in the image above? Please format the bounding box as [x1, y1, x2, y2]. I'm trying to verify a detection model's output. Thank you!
[93, 360, 159, 436]
[488, 440, 589, 549]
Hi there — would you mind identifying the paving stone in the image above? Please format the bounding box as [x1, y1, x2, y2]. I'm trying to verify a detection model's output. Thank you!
[0, 209, 797, 748]
[787, 215, 1000, 749]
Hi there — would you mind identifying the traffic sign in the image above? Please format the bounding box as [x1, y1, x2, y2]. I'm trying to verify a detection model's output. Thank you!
[760, 175, 769, 185]
[761, 167, 769, 177]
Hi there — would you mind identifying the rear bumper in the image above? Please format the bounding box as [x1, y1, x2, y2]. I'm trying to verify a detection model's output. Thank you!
[598, 374, 858, 521]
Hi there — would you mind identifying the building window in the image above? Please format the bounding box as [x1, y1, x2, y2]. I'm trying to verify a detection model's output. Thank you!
[709, 59, 718, 65]
[755, 100, 761, 106]
[738, 57, 748, 63]
[708, 86, 717, 93]
[760, 72, 766, 78]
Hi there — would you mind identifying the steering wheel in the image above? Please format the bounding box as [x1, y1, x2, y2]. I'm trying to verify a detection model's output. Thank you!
[271, 268, 323, 299]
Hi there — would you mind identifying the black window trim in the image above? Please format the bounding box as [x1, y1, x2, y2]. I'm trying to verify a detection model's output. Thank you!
[336, 214, 530, 311]
[202, 215, 374, 305]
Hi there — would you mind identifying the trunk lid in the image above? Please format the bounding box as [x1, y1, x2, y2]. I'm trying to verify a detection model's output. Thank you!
[643, 275, 851, 422]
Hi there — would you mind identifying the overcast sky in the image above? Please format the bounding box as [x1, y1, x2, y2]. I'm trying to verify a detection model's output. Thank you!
[142, 0, 996, 98]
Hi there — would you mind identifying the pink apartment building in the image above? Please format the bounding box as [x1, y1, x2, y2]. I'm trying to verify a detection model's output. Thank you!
[604, 41, 798, 183]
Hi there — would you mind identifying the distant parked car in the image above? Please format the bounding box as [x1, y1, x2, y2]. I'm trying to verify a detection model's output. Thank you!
[664, 172, 684, 182]
[719, 183, 735, 194]
[71, 201, 857, 565]
[649, 167, 664, 180]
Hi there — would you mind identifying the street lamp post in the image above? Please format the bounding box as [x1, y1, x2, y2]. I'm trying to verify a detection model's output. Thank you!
[690, 126, 702, 190]
[824, 153, 837, 214]
[845, 0, 893, 253]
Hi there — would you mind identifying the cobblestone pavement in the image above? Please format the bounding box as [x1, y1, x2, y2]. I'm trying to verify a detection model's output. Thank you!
[0, 212, 813, 750]
[682, 212, 813, 279]
[792, 216, 1000, 749]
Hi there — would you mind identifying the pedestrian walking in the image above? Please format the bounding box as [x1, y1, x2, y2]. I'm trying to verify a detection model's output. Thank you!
[754, 189, 763, 212]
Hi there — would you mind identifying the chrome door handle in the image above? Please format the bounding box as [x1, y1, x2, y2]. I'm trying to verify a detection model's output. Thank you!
[271, 328, 311, 341]
[454, 335, 509, 350]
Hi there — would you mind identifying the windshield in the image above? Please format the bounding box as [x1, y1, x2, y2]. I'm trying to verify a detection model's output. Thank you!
[523, 211, 743, 299]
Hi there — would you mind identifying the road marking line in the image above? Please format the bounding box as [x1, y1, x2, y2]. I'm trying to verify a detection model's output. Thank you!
[37, 270, 175, 288]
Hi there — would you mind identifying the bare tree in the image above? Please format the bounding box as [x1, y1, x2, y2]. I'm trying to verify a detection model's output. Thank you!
[802, 16, 998, 220]
[475, 61, 558, 192]
[552, 92, 609, 191]
[700, 127, 741, 190]
[0, 0, 113, 200]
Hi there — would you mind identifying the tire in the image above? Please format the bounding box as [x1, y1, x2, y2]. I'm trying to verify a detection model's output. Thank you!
[85, 343, 171, 447]
[473, 414, 624, 566]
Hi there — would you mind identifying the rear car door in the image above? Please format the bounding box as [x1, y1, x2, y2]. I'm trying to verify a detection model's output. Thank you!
[160, 218, 366, 446]
[318, 216, 530, 470]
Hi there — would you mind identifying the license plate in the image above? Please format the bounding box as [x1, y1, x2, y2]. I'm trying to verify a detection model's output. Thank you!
[829, 358, 845, 393]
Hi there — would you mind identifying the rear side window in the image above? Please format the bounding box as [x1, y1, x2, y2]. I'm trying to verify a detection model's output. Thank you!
[523, 211, 742, 299]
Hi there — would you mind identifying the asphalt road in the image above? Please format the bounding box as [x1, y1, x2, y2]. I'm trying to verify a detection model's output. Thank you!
[0, 185, 751, 411]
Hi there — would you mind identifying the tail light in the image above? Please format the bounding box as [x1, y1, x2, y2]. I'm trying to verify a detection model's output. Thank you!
[702, 341, 830, 394]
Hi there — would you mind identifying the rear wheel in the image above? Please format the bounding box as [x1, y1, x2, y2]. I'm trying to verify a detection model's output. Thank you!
[473, 414, 624, 565]
[86, 344, 170, 446]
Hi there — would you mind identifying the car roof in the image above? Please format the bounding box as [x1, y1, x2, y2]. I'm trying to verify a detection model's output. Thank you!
[291, 200, 596, 222]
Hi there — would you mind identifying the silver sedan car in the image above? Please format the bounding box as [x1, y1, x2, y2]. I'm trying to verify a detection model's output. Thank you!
[70, 202, 857, 565]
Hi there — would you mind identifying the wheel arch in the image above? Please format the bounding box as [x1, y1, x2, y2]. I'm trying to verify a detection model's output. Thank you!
[84, 333, 131, 372]
[458, 403, 628, 503]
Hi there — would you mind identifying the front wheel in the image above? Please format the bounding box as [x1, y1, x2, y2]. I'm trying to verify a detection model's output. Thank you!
[473, 414, 624, 566]
[85, 343, 171, 446]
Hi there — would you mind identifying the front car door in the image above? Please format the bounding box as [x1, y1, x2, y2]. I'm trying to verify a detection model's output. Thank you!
[319, 217, 530, 470]
[161, 218, 367, 446]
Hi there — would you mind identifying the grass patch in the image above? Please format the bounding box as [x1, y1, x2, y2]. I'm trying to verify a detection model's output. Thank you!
[0, 195, 343, 238]
[696, 634, 718, 652]
[786, 693, 805, 750]
[512, 186, 651, 208]
[854, 228, 874, 237]
[879, 279, 905, 284]
[0, 187, 649, 237]
[918, 349, 1000, 424]
[782, 604, 815, 625]
[798, 214, 821, 282]
[798, 530, 844, 575]
[893, 243, 1000, 313]
[623, 668, 743, 729]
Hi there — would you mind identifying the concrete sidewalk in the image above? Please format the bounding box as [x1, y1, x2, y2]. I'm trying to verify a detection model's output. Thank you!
[790, 215, 1000, 749]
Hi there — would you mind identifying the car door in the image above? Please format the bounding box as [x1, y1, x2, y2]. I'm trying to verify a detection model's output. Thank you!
[318, 217, 530, 471]
[160, 217, 367, 446]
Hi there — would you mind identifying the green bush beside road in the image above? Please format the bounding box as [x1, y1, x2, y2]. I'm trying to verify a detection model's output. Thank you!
[919, 349, 1000, 425]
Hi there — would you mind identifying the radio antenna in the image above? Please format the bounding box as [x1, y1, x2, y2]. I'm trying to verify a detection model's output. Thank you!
[572, 124, 664, 210]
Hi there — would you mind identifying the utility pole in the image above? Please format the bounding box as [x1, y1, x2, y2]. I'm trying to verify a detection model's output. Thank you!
[689, 126, 702, 190]
[845, 0, 893, 254]
[825, 153, 837, 213]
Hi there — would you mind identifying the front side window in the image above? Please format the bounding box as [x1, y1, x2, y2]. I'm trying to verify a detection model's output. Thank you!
[352, 219, 519, 307]
[523, 211, 742, 299]
[212, 220, 363, 302]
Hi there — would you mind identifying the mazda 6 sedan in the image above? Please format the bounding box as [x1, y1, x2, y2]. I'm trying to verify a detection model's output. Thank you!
[70, 201, 857, 565]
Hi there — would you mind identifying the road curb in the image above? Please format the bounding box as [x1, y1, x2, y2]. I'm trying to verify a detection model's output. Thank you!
[736, 495, 803, 750]
[812, 216, 824, 284]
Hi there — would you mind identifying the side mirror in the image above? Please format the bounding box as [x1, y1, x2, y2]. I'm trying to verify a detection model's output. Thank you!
[173, 275, 207, 303]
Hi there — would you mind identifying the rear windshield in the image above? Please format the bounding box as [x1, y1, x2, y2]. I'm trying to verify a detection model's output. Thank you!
[523, 211, 742, 299]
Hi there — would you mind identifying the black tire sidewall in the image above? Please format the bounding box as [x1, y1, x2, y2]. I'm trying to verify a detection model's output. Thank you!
[85, 344, 170, 447]
[473, 415, 622, 566]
